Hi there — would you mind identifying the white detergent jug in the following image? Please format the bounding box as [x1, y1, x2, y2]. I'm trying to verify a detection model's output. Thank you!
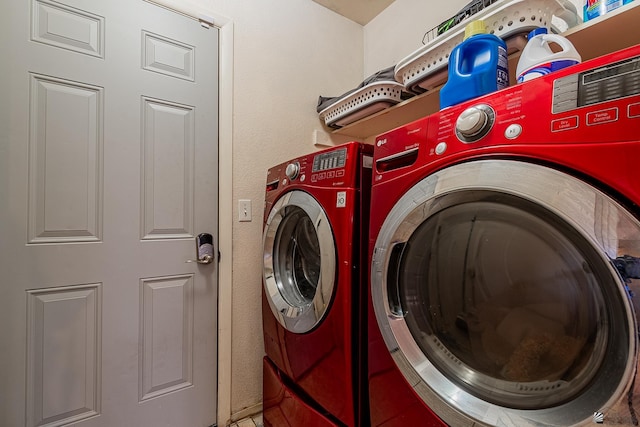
[516, 28, 581, 83]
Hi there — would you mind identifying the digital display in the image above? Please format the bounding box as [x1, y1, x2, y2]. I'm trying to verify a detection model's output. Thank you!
[312, 147, 347, 172]
[578, 56, 640, 107]
[553, 55, 640, 114]
[583, 57, 640, 85]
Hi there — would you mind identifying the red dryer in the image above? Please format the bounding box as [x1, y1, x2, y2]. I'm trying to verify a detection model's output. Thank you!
[368, 45, 640, 426]
[262, 141, 372, 427]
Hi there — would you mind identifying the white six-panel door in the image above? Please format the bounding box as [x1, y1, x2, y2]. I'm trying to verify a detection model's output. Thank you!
[0, 0, 219, 425]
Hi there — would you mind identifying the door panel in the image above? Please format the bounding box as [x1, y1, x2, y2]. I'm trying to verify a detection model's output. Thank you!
[28, 73, 103, 243]
[26, 284, 102, 427]
[371, 160, 640, 426]
[0, 0, 219, 426]
[141, 97, 195, 240]
[263, 191, 337, 334]
[139, 275, 194, 401]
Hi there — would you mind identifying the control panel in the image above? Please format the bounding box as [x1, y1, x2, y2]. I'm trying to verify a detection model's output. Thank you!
[553, 55, 640, 114]
[269, 147, 352, 189]
[432, 49, 640, 154]
[372, 45, 640, 182]
[312, 147, 347, 172]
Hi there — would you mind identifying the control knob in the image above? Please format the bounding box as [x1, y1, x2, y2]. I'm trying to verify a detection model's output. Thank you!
[285, 162, 300, 180]
[455, 104, 495, 143]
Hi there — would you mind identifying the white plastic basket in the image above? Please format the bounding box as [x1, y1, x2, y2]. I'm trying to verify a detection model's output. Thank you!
[319, 81, 405, 129]
[395, 0, 574, 93]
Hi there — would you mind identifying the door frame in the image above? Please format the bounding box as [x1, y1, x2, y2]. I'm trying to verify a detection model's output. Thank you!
[145, 2, 234, 426]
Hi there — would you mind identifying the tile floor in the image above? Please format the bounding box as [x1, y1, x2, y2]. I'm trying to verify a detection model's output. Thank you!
[230, 413, 263, 427]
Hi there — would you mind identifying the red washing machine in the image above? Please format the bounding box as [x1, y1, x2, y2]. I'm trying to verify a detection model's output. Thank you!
[262, 141, 373, 427]
[368, 44, 640, 426]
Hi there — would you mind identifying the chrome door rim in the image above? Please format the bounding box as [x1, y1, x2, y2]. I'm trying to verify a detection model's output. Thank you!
[263, 190, 336, 334]
[371, 159, 639, 426]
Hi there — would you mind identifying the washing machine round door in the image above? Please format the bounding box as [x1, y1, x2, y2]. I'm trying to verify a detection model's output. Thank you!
[263, 190, 336, 334]
[372, 159, 640, 426]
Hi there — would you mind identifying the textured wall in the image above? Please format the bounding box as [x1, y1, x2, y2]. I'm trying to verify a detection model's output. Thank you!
[363, 0, 584, 76]
[162, 0, 586, 420]
[364, 0, 468, 76]
[179, 0, 363, 419]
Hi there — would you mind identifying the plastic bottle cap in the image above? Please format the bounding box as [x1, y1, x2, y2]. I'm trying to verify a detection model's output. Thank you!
[464, 20, 487, 40]
[527, 27, 548, 39]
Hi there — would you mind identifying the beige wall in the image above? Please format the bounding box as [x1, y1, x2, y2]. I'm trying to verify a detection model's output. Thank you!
[178, 0, 363, 421]
[165, 0, 586, 422]
[364, 0, 471, 76]
[363, 0, 584, 76]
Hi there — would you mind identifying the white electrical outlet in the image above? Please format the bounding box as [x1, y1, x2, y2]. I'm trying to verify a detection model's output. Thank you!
[238, 199, 252, 222]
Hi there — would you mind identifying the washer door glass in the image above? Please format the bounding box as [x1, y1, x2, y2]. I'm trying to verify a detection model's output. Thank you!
[264, 190, 336, 334]
[372, 160, 640, 426]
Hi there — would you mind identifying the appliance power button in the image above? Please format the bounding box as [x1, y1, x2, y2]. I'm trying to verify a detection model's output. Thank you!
[505, 123, 522, 139]
[435, 142, 447, 155]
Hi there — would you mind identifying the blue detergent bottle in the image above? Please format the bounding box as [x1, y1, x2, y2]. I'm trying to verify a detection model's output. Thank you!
[440, 20, 509, 109]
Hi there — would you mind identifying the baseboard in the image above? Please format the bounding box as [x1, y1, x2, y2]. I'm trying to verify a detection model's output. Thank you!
[230, 402, 263, 422]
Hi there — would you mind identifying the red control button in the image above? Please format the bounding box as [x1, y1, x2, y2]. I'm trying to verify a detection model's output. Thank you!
[629, 103, 640, 118]
[551, 116, 578, 132]
[587, 108, 618, 125]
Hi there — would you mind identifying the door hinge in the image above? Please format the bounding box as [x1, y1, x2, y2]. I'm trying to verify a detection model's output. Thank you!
[199, 18, 214, 29]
